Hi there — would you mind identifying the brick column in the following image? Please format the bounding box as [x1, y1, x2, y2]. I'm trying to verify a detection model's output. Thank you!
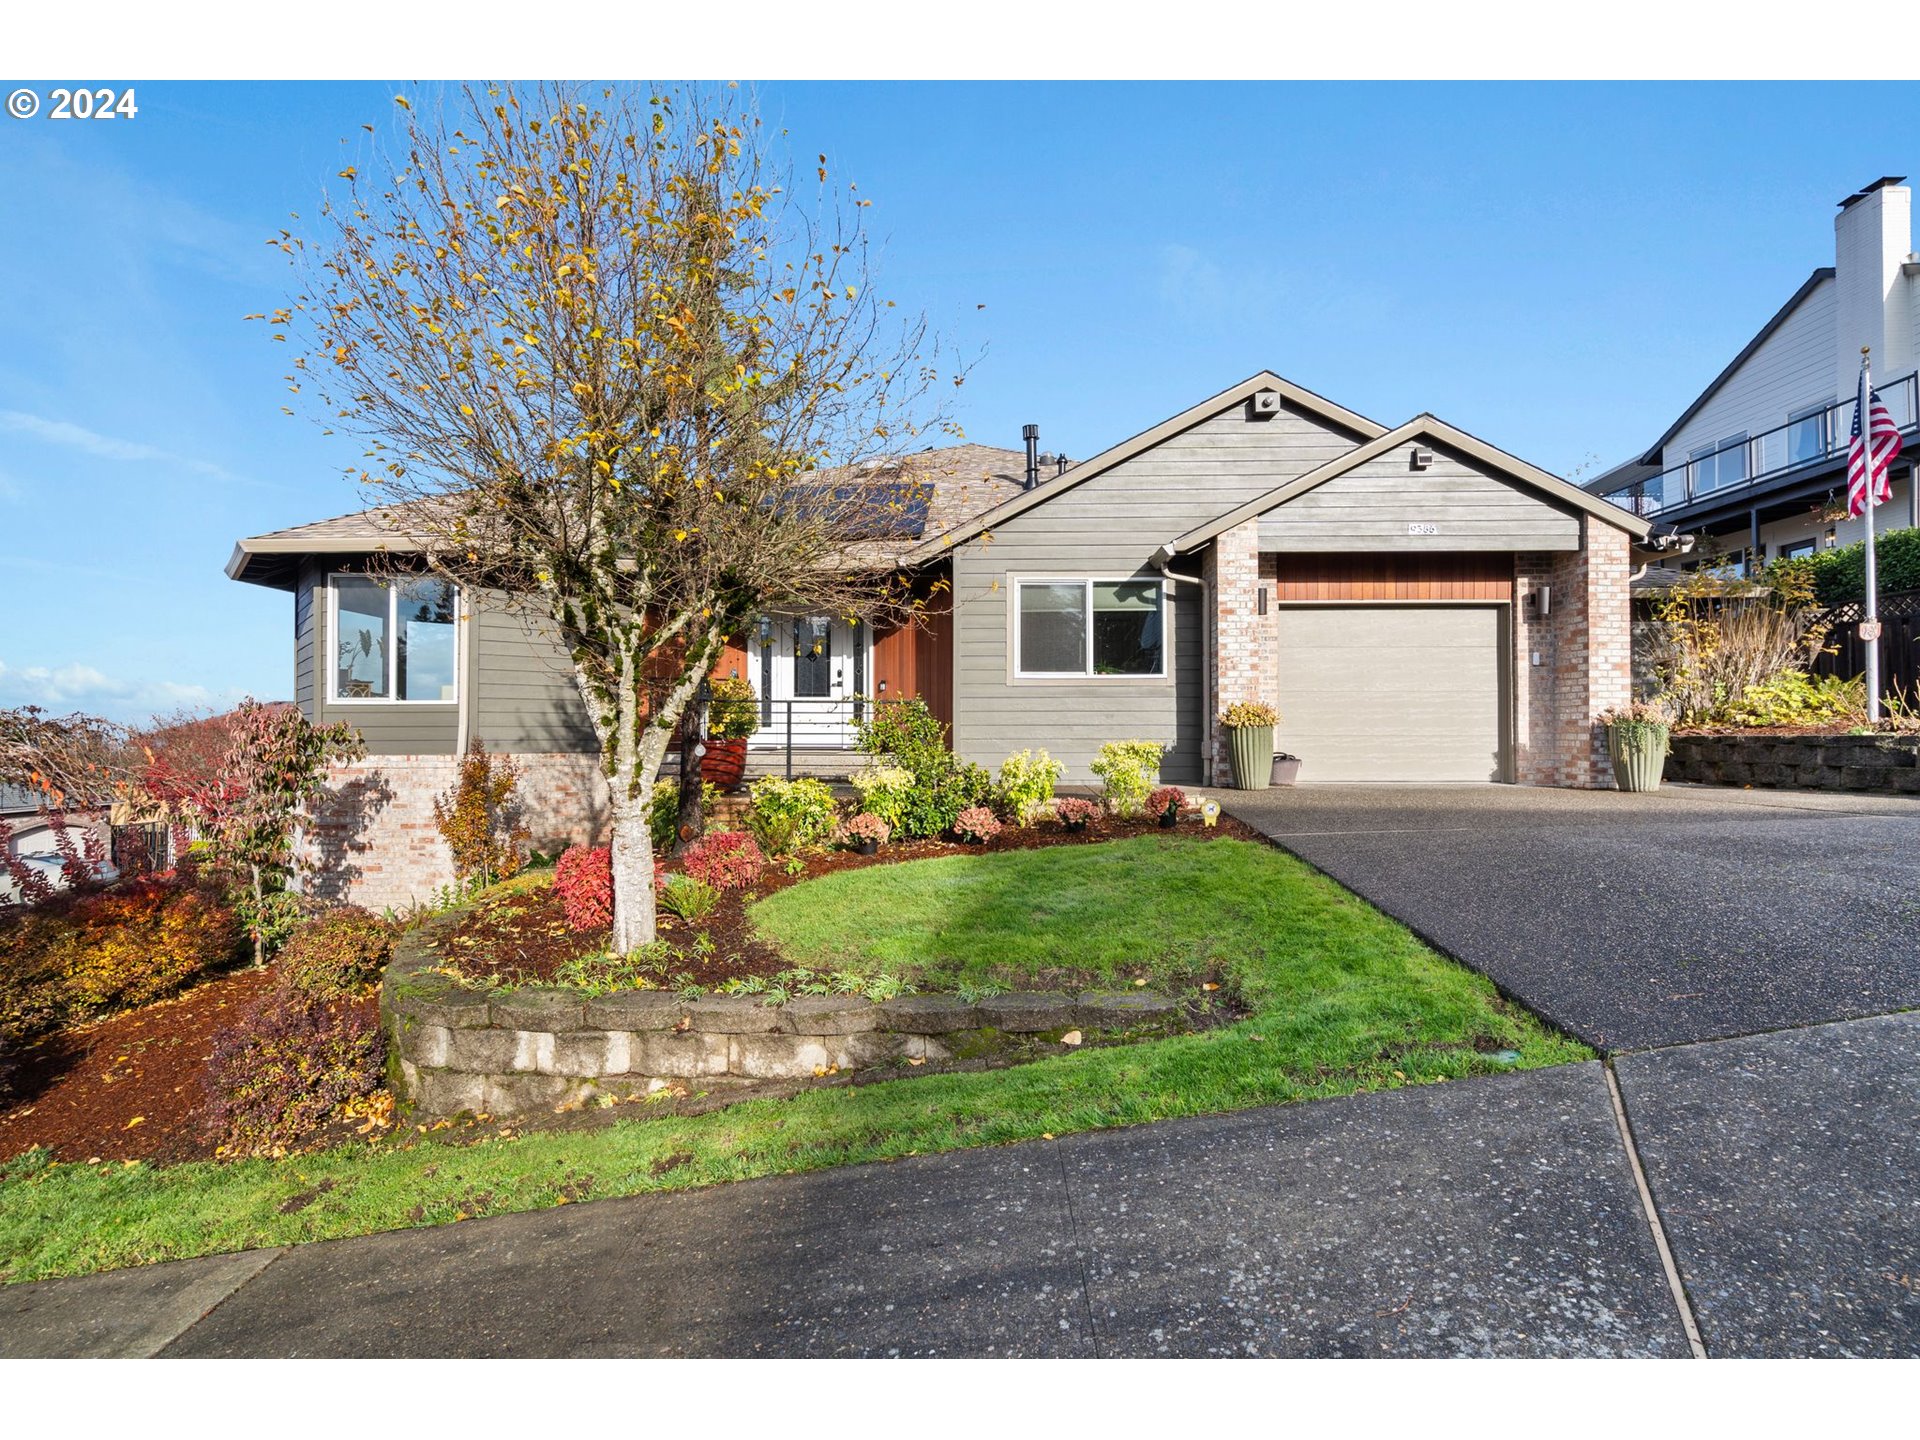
[1513, 520, 1631, 788]
[1206, 521, 1278, 784]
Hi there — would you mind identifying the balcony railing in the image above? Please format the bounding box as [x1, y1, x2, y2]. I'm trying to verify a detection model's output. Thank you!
[1601, 371, 1920, 520]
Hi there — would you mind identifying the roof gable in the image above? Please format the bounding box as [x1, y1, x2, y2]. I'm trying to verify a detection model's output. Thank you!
[902, 372, 1387, 562]
[1164, 414, 1653, 554]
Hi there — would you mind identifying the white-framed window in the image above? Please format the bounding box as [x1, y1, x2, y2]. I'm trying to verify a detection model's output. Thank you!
[1689, 433, 1749, 494]
[328, 572, 459, 703]
[1787, 402, 1833, 465]
[1013, 578, 1166, 679]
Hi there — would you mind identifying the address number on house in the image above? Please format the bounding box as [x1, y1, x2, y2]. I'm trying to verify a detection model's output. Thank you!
[1406, 522, 1439, 535]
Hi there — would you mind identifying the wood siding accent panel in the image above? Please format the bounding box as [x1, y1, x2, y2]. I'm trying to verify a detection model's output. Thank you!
[952, 400, 1369, 785]
[1272, 552, 1514, 603]
[1257, 444, 1581, 552]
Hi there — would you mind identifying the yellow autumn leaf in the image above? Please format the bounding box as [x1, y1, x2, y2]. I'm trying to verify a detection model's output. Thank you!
[124, 1116, 146, 1129]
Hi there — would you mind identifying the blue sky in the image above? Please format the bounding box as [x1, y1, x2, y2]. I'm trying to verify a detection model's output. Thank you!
[0, 80, 1909, 722]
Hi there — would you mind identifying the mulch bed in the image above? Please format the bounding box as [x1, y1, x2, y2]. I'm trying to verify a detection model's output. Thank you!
[0, 814, 1271, 1168]
[0, 967, 275, 1166]
[432, 811, 1272, 989]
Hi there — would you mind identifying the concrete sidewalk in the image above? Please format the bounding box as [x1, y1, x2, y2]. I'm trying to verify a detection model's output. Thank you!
[5, 1013, 1914, 1357]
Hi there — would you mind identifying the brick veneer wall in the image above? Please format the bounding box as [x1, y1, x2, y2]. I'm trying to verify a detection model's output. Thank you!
[1513, 517, 1632, 788]
[299, 752, 611, 910]
[1205, 521, 1279, 784]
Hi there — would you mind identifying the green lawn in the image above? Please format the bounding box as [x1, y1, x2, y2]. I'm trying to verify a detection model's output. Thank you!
[0, 836, 1587, 1285]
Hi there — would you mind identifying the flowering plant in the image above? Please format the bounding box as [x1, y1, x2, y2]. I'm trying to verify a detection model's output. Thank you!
[1219, 701, 1280, 729]
[840, 812, 891, 846]
[1053, 796, 1099, 826]
[953, 806, 1002, 842]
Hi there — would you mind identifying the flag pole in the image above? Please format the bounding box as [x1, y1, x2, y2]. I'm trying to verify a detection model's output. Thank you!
[1862, 347, 1882, 723]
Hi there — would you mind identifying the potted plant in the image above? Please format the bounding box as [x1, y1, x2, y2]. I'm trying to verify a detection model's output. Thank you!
[701, 676, 759, 792]
[1271, 752, 1302, 786]
[841, 812, 890, 856]
[1220, 701, 1280, 790]
[1600, 699, 1673, 793]
[1148, 785, 1186, 828]
[1054, 796, 1098, 833]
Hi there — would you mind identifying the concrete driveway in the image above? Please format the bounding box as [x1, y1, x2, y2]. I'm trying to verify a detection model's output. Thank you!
[1217, 783, 1920, 1053]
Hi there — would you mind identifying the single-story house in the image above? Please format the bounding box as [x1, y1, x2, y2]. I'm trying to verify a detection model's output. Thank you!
[0, 784, 116, 905]
[229, 372, 1650, 907]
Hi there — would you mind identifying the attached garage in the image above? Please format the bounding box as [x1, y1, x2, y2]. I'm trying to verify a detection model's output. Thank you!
[1273, 605, 1509, 783]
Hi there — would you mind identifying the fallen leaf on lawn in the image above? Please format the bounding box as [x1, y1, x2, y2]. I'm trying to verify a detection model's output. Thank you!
[1061, 1030, 1083, 1046]
[1248, 1034, 1266, 1042]
[1133, 978, 1147, 987]
[1392, 1071, 1406, 1081]
[124, 1116, 145, 1129]
[1201, 982, 1220, 991]
[906, 1057, 925, 1066]
[1041, 1133, 1055, 1140]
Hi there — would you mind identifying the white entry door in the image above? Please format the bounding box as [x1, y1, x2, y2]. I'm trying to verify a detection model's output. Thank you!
[750, 613, 870, 748]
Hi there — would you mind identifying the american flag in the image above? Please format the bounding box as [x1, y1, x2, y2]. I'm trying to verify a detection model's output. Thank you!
[1847, 372, 1902, 518]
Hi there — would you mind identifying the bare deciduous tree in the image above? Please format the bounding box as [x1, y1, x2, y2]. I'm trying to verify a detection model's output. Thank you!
[275, 82, 955, 950]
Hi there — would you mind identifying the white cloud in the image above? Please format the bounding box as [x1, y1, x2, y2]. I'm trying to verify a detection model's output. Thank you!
[0, 658, 233, 722]
[0, 410, 258, 487]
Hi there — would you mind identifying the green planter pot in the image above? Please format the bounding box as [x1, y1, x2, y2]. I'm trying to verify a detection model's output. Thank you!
[1227, 725, 1275, 790]
[1607, 721, 1670, 792]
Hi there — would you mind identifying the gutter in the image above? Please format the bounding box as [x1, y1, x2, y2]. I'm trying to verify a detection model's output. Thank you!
[1152, 544, 1212, 782]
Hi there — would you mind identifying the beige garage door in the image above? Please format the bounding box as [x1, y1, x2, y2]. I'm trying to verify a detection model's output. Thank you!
[1273, 606, 1507, 783]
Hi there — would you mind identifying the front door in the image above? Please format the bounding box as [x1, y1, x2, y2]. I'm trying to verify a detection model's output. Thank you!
[751, 613, 869, 748]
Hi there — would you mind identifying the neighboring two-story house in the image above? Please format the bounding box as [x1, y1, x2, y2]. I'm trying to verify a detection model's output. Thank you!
[1591, 176, 1920, 569]
[231, 372, 1648, 908]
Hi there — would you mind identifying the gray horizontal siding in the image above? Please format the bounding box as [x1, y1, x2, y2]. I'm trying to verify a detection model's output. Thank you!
[1258, 444, 1581, 552]
[297, 569, 595, 757]
[952, 399, 1367, 785]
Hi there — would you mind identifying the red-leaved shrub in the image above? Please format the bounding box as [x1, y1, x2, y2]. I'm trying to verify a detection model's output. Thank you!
[204, 982, 385, 1157]
[1052, 796, 1099, 826]
[1147, 786, 1188, 817]
[681, 831, 765, 890]
[554, 844, 614, 931]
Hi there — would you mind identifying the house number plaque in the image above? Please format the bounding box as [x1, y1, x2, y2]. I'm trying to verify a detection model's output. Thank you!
[1407, 522, 1438, 535]
[1859, 620, 1883, 642]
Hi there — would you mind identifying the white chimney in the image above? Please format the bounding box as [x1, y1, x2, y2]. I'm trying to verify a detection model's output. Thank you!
[1834, 177, 1913, 399]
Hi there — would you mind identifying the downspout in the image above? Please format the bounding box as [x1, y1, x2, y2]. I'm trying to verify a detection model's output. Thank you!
[1153, 543, 1210, 784]
[454, 588, 473, 757]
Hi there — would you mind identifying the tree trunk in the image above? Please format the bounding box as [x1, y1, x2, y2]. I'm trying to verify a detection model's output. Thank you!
[673, 692, 709, 855]
[249, 862, 265, 968]
[608, 782, 658, 954]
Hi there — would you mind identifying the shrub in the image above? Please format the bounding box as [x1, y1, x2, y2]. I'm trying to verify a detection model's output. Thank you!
[0, 875, 244, 1045]
[554, 845, 614, 931]
[681, 831, 765, 890]
[649, 778, 720, 851]
[1053, 796, 1099, 827]
[1779, 525, 1920, 606]
[744, 776, 839, 855]
[1219, 701, 1279, 729]
[204, 984, 385, 1157]
[1646, 567, 1830, 724]
[431, 738, 529, 889]
[995, 749, 1063, 824]
[1147, 785, 1187, 818]
[853, 698, 990, 838]
[659, 872, 721, 922]
[1091, 740, 1166, 817]
[706, 675, 761, 740]
[838, 812, 891, 846]
[849, 764, 915, 831]
[953, 806, 1002, 842]
[1713, 671, 1866, 728]
[279, 907, 394, 998]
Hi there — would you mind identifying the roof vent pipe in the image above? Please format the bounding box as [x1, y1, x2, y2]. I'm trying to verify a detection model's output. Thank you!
[1056, 454, 1069, 477]
[1022, 424, 1040, 489]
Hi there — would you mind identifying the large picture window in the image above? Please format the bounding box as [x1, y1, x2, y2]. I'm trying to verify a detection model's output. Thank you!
[1015, 578, 1165, 678]
[330, 574, 459, 702]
